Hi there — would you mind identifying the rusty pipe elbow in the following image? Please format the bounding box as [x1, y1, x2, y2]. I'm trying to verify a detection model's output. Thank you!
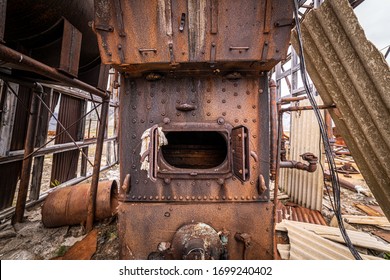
[279, 152, 318, 173]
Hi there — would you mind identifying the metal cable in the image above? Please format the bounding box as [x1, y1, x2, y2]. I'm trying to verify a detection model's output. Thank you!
[292, 0, 362, 260]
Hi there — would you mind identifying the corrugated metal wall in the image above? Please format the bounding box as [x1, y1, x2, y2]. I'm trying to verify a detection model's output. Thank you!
[280, 97, 324, 211]
[291, 0, 390, 220]
[51, 94, 84, 185]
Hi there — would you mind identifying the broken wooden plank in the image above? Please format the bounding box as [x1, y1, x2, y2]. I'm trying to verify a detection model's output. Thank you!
[355, 204, 383, 217]
[342, 215, 390, 227]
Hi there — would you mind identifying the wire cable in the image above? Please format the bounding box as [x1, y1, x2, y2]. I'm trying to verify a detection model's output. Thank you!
[292, 0, 362, 260]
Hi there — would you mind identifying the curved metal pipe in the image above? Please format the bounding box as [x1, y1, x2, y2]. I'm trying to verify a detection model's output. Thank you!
[280, 152, 318, 173]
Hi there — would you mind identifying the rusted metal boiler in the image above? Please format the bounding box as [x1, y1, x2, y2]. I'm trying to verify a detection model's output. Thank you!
[93, 0, 294, 259]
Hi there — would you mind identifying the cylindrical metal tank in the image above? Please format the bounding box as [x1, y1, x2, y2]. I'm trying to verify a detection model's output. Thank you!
[41, 180, 118, 228]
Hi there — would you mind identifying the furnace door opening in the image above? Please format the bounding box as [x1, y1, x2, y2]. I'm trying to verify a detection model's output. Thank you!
[161, 131, 228, 169]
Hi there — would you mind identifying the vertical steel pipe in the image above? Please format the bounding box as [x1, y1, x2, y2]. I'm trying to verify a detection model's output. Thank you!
[86, 99, 109, 232]
[13, 83, 43, 223]
[269, 79, 278, 180]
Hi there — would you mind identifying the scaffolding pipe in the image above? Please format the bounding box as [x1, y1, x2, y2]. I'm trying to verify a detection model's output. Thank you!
[13, 83, 43, 224]
[86, 99, 109, 232]
[0, 44, 109, 100]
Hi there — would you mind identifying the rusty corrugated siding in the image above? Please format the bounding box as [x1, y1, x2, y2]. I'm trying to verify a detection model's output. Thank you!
[279, 97, 324, 211]
[291, 0, 390, 221]
[276, 200, 327, 225]
[51, 94, 84, 184]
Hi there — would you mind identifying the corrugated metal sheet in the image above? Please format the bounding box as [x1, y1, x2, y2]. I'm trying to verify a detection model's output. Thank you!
[51, 94, 84, 184]
[276, 220, 383, 260]
[275, 200, 327, 225]
[279, 97, 324, 210]
[291, 0, 390, 220]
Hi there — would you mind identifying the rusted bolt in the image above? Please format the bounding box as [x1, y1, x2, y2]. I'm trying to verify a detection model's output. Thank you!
[207, 112, 211, 116]
[259, 89, 264, 94]
[161, 99, 166, 104]
[164, 178, 171, 184]
[150, 196, 153, 200]
[161, 112, 166, 116]
[144, 180, 148, 184]
[107, 52, 112, 56]
[244, 119, 247, 123]
[253, 196, 257, 200]
[210, 196, 214, 200]
[222, 112, 226, 116]
[132, 195, 136, 199]
[155, 196, 159, 200]
[173, 196, 177, 200]
[222, 99, 226, 103]
[163, 117, 170, 124]
[135, 180, 139, 184]
[234, 92, 238, 96]
[176, 100, 181, 104]
[192, 112, 196, 116]
[147, 105, 151, 110]
[217, 117, 225, 125]
[143, 196, 147, 199]
[191, 196, 195, 200]
[252, 119, 257, 123]
[203, 196, 207, 200]
[217, 178, 224, 185]
[250, 181, 254, 185]
[246, 90, 250, 95]
[132, 105, 137, 109]
[164, 212, 170, 217]
[234, 119, 239, 123]
[198, 196, 202, 200]
[150, 120, 154, 123]
[228, 196, 233, 200]
[253, 135, 257, 138]
[176, 112, 181, 116]
[132, 134, 136, 139]
[216, 196, 220, 200]
[247, 196, 250, 200]
[161, 196, 165, 200]
[207, 99, 211, 103]
[191, 181, 196, 186]
[186, 196, 190, 200]
[140, 119, 145, 123]
[237, 105, 241, 109]
[222, 88, 226, 92]
[132, 165, 136, 169]
[132, 119, 137, 123]
[138, 196, 142, 200]
[118, 44, 122, 50]
[222, 196, 226, 200]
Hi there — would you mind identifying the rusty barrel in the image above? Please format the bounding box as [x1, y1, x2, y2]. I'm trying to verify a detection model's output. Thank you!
[42, 180, 118, 228]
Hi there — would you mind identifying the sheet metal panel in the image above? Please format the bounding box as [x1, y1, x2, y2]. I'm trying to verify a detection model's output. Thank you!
[51, 94, 84, 184]
[280, 98, 324, 210]
[276, 220, 383, 260]
[291, 0, 390, 220]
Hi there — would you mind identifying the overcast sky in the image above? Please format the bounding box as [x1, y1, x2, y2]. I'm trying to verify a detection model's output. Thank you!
[354, 0, 390, 61]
